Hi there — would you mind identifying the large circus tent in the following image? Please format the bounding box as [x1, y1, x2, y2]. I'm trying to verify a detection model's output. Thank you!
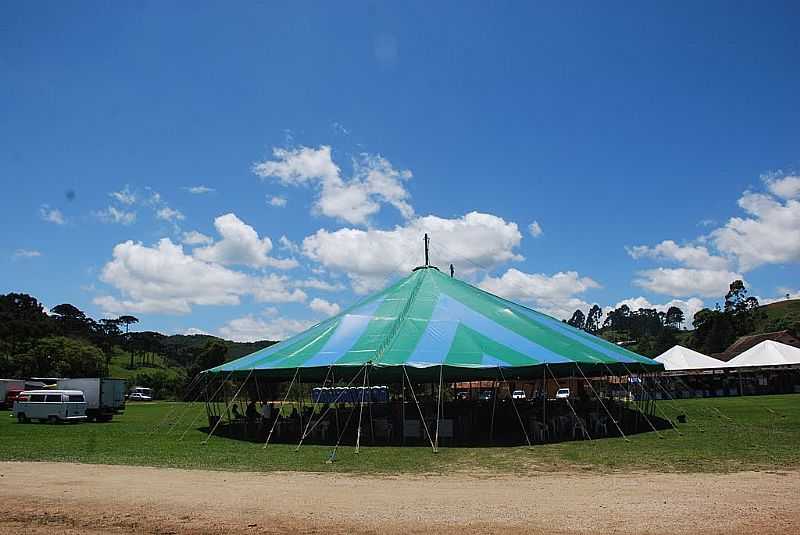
[198, 257, 665, 449]
[205, 265, 662, 383]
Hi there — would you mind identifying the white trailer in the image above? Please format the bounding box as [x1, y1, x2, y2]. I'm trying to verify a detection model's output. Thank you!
[56, 378, 127, 422]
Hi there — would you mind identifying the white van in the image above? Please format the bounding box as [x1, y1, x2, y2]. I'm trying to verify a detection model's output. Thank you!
[13, 390, 88, 423]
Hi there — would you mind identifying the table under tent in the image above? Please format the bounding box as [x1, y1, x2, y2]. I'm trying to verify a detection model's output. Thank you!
[199, 265, 667, 451]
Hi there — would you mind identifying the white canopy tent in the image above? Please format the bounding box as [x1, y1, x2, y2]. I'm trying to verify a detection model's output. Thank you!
[654, 345, 725, 371]
[725, 340, 800, 368]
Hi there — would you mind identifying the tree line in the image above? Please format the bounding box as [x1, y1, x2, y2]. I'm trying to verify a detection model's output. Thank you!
[564, 280, 766, 357]
[0, 293, 275, 398]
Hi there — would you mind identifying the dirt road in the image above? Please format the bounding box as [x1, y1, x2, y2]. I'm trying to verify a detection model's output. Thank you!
[0, 462, 798, 534]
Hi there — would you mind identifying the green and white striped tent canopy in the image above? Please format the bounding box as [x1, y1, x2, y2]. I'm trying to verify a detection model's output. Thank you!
[206, 266, 662, 382]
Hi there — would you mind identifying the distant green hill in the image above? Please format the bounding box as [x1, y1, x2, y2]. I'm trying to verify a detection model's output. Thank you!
[753, 299, 800, 333]
[159, 334, 277, 361]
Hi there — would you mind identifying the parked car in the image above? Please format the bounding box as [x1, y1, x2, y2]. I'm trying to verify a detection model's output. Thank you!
[555, 388, 571, 399]
[57, 378, 126, 422]
[13, 390, 87, 423]
[478, 390, 494, 401]
[511, 390, 526, 400]
[456, 391, 470, 401]
[128, 386, 153, 401]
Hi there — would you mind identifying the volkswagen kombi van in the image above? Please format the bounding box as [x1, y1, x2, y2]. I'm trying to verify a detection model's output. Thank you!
[13, 390, 88, 423]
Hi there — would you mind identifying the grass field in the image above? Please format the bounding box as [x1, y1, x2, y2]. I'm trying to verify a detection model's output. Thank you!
[1, 395, 798, 475]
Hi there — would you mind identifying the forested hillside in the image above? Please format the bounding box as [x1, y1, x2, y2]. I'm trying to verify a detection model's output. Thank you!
[565, 280, 799, 357]
[0, 293, 276, 398]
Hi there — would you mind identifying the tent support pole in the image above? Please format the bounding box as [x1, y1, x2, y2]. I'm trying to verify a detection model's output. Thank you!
[575, 363, 628, 441]
[401, 367, 406, 446]
[498, 366, 531, 447]
[332, 367, 340, 441]
[202, 369, 254, 445]
[355, 363, 369, 454]
[489, 376, 498, 444]
[295, 365, 334, 452]
[434, 364, 443, 452]
[545, 365, 592, 441]
[299, 364, 368, 449]
[327, 367, 368, 463]
[403, 366, 436, 453]
[263, 368, 300, 449]
[542, 365, 547, 442]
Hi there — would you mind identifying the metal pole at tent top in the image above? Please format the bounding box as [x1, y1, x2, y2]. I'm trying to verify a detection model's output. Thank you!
[423, 233, 430, 266]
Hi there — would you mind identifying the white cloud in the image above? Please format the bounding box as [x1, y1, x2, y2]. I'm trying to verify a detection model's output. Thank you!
[626, 240, 729, 270]
[278, 235, 302, 255]
[633, 267, 743, 298]
[479, 268, 600, 320]
[254, 145, 340, 185]
[95, 239, 250, 314]
[95, 206, 136, 225]
[193, 213, 297, 269]
[110, 185, 137, 205]
[218, 315, 316, 342]
[757, 288, 800, 306]
[711, 191, 800, 271]
[296, 278, 346, 292]
[181, 230, 213, 246]
[156, 206, 185, 223]
[629, 173, 800, 284]
[185, 185, 215, 194]
[764, 173, 800, 200]
[13, 249, 41, 259]
[309, 297, 341, 317]
[303, 211, 523, 293]
[251, 274, 307, 303]
[528, 221, 543, 238]
[267, 195, 287, 207]
[40, 205, 65, 225]
[253, 145, 414, 225]
[183, 327, 212, 336]
[331, 122, 350, 135]
[612, 296, 705, 327]
[94, 238, 305, 315]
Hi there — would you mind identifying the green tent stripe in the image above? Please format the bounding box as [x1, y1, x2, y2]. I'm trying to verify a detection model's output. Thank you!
[245, 320, 337, 369]
[435, 275, 624, 365]
[445, 324, 541, 367]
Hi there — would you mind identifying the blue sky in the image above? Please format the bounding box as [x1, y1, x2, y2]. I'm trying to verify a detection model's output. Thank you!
[2, 1, 799, 340]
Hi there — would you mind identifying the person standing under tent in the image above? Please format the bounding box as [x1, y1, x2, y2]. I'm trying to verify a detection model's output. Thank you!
[245, 400, 258, 421]
[260, 401, 272, 428]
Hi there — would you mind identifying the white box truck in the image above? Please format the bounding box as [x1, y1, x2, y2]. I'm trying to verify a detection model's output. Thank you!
[56, 378, 127, 422]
